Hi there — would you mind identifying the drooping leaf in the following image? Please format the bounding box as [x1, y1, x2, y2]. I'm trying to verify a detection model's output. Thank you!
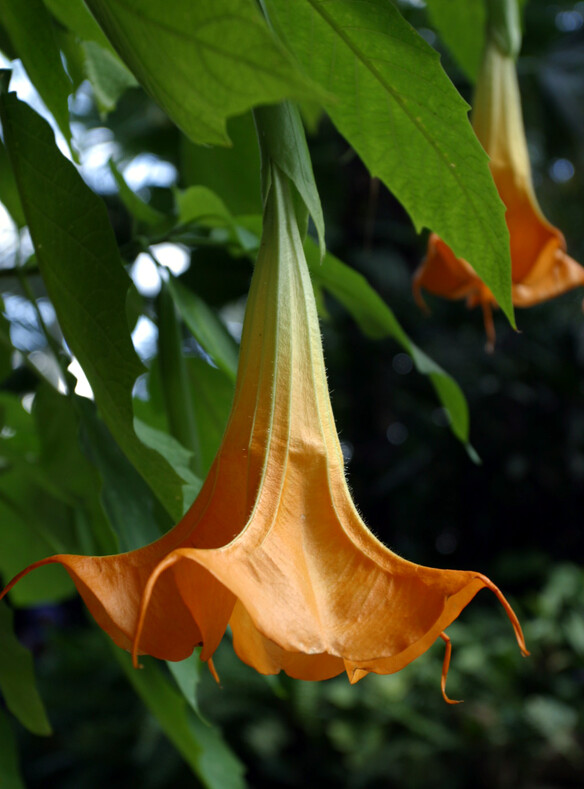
[82, 42, 138, 115]
[111, 647, 246, 789]
[168, 277, 239, 382]
[0, 93, 185, 519]
[176, 186, 234, 228]
[0, 0, 73, 149]
[266, 0, 514, 324]
[0, 299, 12, 382]
[42, 0, 115, 53]
[108, 159, 167, 226]
[175, 185, 259, 252]
[0, 602, 51, 736]
[0, 485, 77, 605]
[157, 281, 201, 473]
[33, 385, 118, 553]
[84, 0, 321, 146]
[187, 357, 234, 475]
[426, 0, 486, 82]
[133, 418, 201, 514]
[166, 652, 207, 721]
[77, 397, 171, 552]
[0, 711, 25, 789]
[304, 241, 473, 452]
[180, 112, 262, 215]
[0, 141, 25, 228]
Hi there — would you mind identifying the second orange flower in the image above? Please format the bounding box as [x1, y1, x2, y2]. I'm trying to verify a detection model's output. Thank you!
[414, 37, 584, 348]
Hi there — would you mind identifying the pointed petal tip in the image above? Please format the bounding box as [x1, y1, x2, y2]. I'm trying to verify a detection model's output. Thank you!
[439, 632, 463, 704]
[0, 555, 63, 602]
[207, 657, 220, 684]
[476, 574, 529, 657]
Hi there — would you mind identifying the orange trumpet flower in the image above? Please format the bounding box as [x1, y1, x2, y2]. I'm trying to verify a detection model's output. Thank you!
[414, 39, 584, 349]
[1, 165, 527, 701]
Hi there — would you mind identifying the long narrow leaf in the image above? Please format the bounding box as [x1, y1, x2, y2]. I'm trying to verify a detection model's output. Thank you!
[0, 93, 185, 519]
[111, 646, 245, 789]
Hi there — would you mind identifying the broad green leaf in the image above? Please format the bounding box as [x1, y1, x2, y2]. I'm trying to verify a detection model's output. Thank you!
[77, 398, 170, 552]
[181, 112, 262, 215]
[304, 241, 473, 452]
[187, 357, 234, 476]
[108, 159, 167, 226]
[0, 140, 25, 227]
[82, 42, 138, 115]
[84, 0, 321, 145]
[0, 602, 51, 736]
[111, 647, 245, 789]
[0, 711, 25, 789]
[254, 102, 325, 255]
[0, 93, 185, 519]
[426, 0, 486, 82]
[134, 418, 202, 514]
[43, 0, 115, 53]
[266, 0, 514, 324]
[168, 277, 239, 382]
[0, 0, 72, 149]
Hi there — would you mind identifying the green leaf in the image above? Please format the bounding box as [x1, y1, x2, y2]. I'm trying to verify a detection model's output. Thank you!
[157, 281, 201, 472]
[176, 186, 233, 228]
[187, 357, 234, 476]
[133, 418, 202, 514]
[266, 0, 514, 324]
[84, 0, 321, 146]
[0, 0, 73, 150]
[175, 185, 258, 252]
[0, 140, 25, 227]
[426, 0, 486, 82]
[77, 397, 170, 552]
[33, 386, 118, 554]
[304, 241, 473, 451]
[167, 652, 207, 721]
[0, 299, 12, 382]
[0, 473, 77, 605]
[180, 112, 262, 215]
[108, 159, 167, 226]
[0, 602, 51, 736]
[0, 711, 25, 789]
[168, 277, 239, 382]
[0, 93, 185, 519]
[42, 0, 115, 53]
[111, 647, 245, 789]
[82, 42, 138, 115]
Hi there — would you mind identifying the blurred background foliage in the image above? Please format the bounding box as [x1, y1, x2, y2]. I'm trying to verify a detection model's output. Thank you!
[0, 0, 583, 787]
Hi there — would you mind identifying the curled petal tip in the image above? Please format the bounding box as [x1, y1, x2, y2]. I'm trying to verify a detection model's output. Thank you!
[444, 695, 463, 706]
[207, 658, 220, 684]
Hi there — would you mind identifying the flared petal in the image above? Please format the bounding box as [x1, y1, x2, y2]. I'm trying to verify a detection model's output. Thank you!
[130, 164, 527, 695]
[2, 162, 528, 699]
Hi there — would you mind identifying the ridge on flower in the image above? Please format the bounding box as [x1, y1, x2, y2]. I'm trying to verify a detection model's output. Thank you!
[413, 37, 584, 350]
[0, 164, 528, 702]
